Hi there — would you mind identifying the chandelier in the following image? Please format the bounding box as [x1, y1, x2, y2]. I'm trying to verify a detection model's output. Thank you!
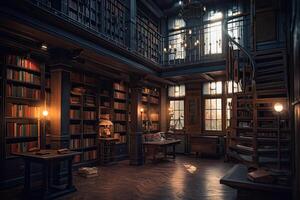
[179, 0, 206, 21]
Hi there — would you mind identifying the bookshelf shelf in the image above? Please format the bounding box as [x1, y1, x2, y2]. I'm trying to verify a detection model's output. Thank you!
[141, 86, 161, 133]
[5, 64, 41, 75]
[69, 71, 99, 164]
[6, 79, 41, 88]
[2, 55, 43, 159]
[5, 136, 38, 143]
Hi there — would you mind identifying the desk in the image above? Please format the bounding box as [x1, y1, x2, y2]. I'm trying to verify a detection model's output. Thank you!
[143, 140, 181, 163]
[220, 164, 292, 200]
[14, 150, 81, 200]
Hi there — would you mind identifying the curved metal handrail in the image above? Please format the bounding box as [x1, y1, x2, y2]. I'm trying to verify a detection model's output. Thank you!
[223, 27, 256, 86]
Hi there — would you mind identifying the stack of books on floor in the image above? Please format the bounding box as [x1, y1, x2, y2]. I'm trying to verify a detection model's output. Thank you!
[78, 167, 98, 178]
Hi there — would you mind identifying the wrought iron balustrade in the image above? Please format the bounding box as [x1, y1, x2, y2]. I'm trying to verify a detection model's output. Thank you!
[27, 1, 251, 68]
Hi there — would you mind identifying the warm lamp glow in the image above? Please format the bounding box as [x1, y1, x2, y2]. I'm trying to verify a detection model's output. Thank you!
[42, 110, 49, 117]
[140, 108, 144, 113]
[274, 103, 283, 113]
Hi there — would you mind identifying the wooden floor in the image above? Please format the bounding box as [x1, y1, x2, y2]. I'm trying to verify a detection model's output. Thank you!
[1, 156, 237, 200]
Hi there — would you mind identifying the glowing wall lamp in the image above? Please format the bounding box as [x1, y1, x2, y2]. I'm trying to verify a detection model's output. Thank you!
[274, 102, 283, 170]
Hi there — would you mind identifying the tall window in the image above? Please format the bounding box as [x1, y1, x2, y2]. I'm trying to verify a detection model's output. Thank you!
[168, 18, 186, 60]
[168, 85, 185, 130]
[204, 11, 223, 55]
[205, 98, 222, 131]
[169, 100, 184, 130]
[227, 7, 243, 50]
[203, 81, 223, 131]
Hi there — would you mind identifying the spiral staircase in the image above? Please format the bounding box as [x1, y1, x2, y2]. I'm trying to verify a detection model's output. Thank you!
[225, 27, 291, 178]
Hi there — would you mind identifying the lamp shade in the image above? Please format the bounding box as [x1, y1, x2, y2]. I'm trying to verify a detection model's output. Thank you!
[99, 120, 113, 126]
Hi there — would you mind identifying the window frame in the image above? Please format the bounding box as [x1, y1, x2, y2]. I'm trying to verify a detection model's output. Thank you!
[168, 85, 185, 131]
[202, 81, 226, 134]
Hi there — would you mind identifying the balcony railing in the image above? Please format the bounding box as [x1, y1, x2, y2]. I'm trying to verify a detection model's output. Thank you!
[27, 0, 250, 68]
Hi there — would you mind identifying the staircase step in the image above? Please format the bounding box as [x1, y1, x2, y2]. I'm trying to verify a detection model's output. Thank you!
[256, 73, 285, 82]
[256, 66, 284, 75]
[255, 60, 284, 68]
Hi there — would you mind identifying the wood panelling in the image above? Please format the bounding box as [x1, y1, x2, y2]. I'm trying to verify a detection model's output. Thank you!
[184, 83, 202, 134]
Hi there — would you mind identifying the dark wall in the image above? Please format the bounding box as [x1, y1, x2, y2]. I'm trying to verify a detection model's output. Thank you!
[292, 0, 300, 198]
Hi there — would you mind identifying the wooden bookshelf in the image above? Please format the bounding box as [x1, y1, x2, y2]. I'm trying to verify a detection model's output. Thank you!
[1, 55, 44, 159]
[112, 81, 129, 160]
[69, 71, 98, 165]
[141, 86, 161, 133]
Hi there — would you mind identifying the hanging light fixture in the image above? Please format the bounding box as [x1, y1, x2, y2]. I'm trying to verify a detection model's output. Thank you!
[179, 0, 206, 22]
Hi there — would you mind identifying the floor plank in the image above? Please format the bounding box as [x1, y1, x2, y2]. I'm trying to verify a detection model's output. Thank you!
[0, 156, 237, 200]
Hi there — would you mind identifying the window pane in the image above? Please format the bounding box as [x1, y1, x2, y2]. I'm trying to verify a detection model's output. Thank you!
[205, 120, 211, 130]
[203, 82, 222, 95]
[168, 100, 184, 130]
[204, 98, 222, 131]
[168, 85, 185, 97]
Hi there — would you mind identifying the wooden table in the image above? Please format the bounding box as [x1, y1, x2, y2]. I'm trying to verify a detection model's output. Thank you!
[143, 139, 181, 163]
[14, 150, 81, 200]
[220, 164, 292, 200]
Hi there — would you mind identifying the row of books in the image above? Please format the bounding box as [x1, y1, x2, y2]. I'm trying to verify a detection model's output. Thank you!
[6, 84, 41, 99]
[84, 125, 96, 133]
[71, 72, 82, 83]
[114, 91, 126, 99]
[142, 96, 148, 102]
[7, 122, 38, 138]
[115, 113, 126, 121]
[83, 138, 96, 147]
[7, 69, 41, 85]
[70, 124, 81, 134]
[6, 103, 39, 118]
[5, 55, 40, 72]
[8, 141, 38, 155]
[70, 96, 81, 105]
[113, 82, 125, 92]
[114, 123, 126, 132]
[114, 102, 126, 110]
[70, 139, 81, 149]
[73, 155, 81, 163]
[101, 101, 110, 107]
[70, 109, 81, 119]
[113, 133, 127, 143]
[100, 114, 111, 120]
[83, 150, 97, 161]
[83, 111, 96, 120]
[85, 96, 96, 106]
[149, 96, 159, 104]
[142, 87, 159, 96]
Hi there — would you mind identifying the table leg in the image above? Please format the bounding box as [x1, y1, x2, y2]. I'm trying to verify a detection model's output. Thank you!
[67, 158, 73, 189]
[164, 146, 167, 159]
[42, 161, 49, 199]
[24, 160, 31, 196]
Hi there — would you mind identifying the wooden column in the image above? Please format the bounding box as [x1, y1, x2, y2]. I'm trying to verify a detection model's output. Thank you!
[129, 78, 144, 165]
[49, 64, 71, 149]
[160, 86, 168, 132]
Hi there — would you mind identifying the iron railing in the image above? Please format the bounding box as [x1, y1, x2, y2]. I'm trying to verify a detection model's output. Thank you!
[27, 0, 252, 68]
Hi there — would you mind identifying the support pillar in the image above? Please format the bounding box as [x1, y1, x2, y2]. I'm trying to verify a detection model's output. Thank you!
[49, 64, 71, 149]
[129, 78, 144, 165]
